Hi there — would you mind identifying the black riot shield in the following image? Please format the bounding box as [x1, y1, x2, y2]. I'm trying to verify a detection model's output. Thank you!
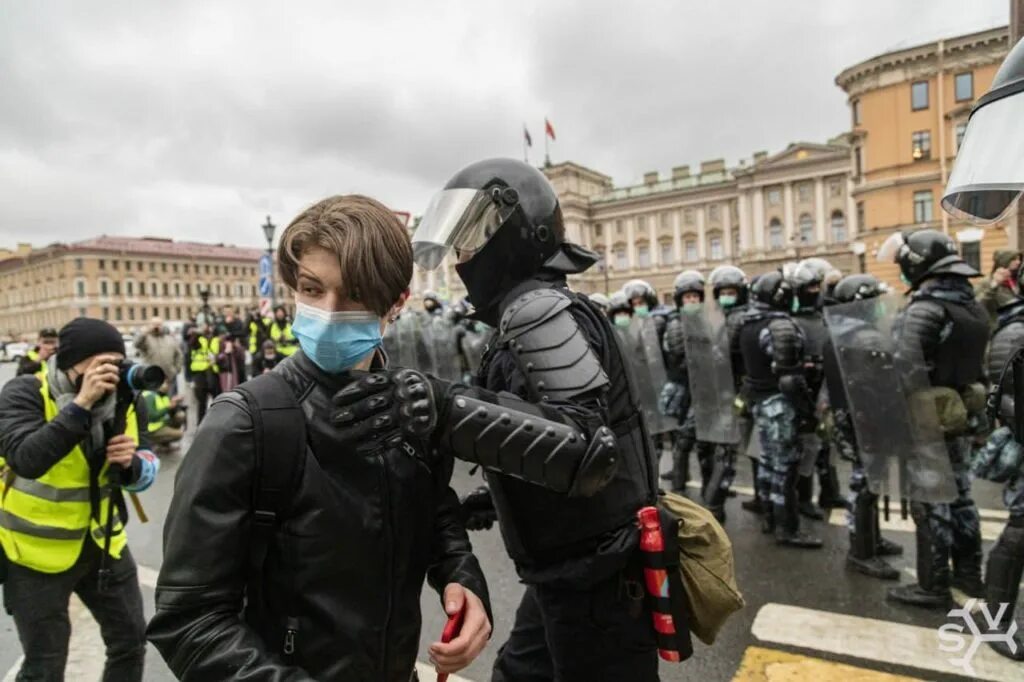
[429, 315, 461, 382]
[614, 317, 677, 436]
[824, 296, 956, 502]
[680, 307, 739, 444]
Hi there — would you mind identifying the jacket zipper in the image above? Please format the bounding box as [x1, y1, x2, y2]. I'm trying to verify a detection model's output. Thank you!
[283, 616, 299, 656]
[376, 449, 394, 674]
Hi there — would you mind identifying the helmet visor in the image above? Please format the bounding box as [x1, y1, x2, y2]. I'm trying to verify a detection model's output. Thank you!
[943, 93, 1024, 223]
[411, 189, 506, 270]
[876, 232, 907, 264]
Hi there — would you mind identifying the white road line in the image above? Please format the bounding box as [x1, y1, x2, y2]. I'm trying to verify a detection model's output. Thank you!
[751, 602, 1020, 682]
[828, 508, 1005, 542]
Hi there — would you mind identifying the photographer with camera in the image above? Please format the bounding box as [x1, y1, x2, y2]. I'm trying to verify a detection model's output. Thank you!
[0, 318, 160, 681]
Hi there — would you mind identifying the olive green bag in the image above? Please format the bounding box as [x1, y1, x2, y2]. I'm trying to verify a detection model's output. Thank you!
[658, 491, 745, 644]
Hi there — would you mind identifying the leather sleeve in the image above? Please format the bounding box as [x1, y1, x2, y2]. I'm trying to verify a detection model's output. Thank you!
[146, 396, 314, 681]
[662, 318, 687, 369]
[0, 375, 90, 480]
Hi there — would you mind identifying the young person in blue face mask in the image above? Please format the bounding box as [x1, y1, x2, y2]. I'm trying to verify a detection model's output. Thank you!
[148, 195, 618, 681]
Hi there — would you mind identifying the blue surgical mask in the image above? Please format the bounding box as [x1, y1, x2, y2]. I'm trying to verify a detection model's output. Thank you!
[291, 302, 382, 374]
[633, 305, 649, 317]
[682, 302, 702, 315]
[719, 294, 737, 308]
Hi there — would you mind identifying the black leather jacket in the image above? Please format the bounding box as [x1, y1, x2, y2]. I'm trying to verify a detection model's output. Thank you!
[147, 352, 490, 682]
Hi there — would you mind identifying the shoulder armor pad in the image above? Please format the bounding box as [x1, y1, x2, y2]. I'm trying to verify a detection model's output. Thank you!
[499, 289, 609, 402]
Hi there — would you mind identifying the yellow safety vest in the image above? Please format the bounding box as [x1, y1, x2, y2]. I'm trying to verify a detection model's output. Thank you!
[271, 321, 297, 356]
[26, 349, 40, 363]
[189, 336, 221, 373]
[0, 372, 137, 573]
[248, 318, 272, 354]
[147, 393, 170, 433]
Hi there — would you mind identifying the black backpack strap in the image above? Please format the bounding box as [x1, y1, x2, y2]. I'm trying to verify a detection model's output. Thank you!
[234, 372, 306, 616]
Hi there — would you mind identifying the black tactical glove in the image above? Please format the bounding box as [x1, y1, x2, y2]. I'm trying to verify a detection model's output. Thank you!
[460, 486, 498, 531]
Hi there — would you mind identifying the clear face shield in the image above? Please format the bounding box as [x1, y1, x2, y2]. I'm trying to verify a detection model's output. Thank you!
[411, 188, 514, 271]
[943, 91, 1024, 223]
[876, 232, 908, 266]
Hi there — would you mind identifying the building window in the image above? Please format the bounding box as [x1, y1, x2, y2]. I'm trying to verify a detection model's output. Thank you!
[660, 241, 673, 265]
[163, 282, 169, 296]
[660, 212, 671, 230]
[99, 259, 106, 270]
[100, 280, 108, 296]
[160, 262, 166, 273]
[126, 281, 133, 296]
[185, 283, 192, 296]
[852, 99, 861, 126]
[79, 307, 86, 317]
[214, 265, 221, 276]
[683, 208, 695, 226]
[164, 306, 171, 319]
[128, 307, 135, 321]
[614, 247, 627, 269]
[911, 80, 929, 111]
[799, 214, 814, 243]
[961, 240, 981, 272]
[112, 260, 119, 271]
[708, 204, 720, 222]
[149, 262, 155, 273]
[829, 178, 842, 197]
[709, 236, 723, 260]
[173, 263, 179, 273]
[797, 183, 812, 202]
[684, 239, 698, 262]
[136, 261, 142, 271]
[174, 282, 181, 296]
[153, 306, 160, 318]
[205, 265, 210, 275]
[854, 146, 863, 178]
[594, 223, 603, 238]
[911, 130, 931, 160]
[102, 306, 109, 321]
[184, 264, 190, 274]
[913, 190, 934, 223]
[75, 280, 85, 297]
[175, 306, 182, 319]
[732, 230, 741, 256]
[215, 283, 222, 296]
[955, 122, 968, 151]
[766, 188, 781, 205]
[75, 258, 83, 270]
[113, 281, 120, 296]
[857, 202, 865, 233]
[955, 72, 973, 102]
[115, 306, 122, 321]
[768, 219, 784, 249]
[830, 211, 847, 243]
[637, 244, 650, 268]
[615, 220, 623, 235]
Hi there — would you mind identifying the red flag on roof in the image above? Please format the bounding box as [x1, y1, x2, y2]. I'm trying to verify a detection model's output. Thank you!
[545, 118, 556, 141]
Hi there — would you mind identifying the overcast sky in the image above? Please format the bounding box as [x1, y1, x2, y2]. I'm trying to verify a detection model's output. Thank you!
[0, 0, 1010, 249]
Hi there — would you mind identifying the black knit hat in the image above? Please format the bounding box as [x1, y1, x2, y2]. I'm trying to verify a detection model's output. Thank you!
[56, 318, 125, 370]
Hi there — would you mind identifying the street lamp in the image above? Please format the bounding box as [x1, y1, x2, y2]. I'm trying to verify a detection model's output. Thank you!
[596, 256, 611, 295]
[262, 215, 276, 307]
[850, 241, 866, 274]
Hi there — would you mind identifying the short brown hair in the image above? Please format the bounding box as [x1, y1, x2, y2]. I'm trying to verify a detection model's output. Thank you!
[278, 195, 413, 316]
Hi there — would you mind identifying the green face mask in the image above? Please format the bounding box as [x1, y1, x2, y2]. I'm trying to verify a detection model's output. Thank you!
[614, 314, 632, 328]
[633, 305, 649, 317]
[682, 302, 702, 314]
[719, 294, 737, 308]
[791, 297, 801, 313]
[899, 273, 912, 287]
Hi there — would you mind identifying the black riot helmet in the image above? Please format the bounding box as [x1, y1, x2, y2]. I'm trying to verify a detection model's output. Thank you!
[832, 274, 888, 304]
[412, 158, 597, 324]
[422, 290, 442, 312]
[943, 37, 1024, 223]
[789, 258, 831, 311]
[622, 279, 659, 309]
[607, 291, 632, 318]
[708, 264, 748, 305]
[750, 270, 794, 312]
[587, 292, 610, 313]
[672, 270, 705, 307]
[877, 228, 979, 288]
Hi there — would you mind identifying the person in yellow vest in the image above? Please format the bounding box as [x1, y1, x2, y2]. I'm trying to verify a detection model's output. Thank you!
[16, 327, 58, 377]
[0, 318, 159, 682]
[142, 381, 184, 451]
[269, 304, 298, 356]
[186, 323, 220, 426]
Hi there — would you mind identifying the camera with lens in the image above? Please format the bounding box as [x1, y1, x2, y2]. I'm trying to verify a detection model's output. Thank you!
[119, 361, 166, 391]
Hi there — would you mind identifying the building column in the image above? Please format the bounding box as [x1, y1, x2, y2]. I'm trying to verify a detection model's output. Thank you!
[846, 178, 858, 240]
[648, 217, 657, 267]
[697, 206, 707, 259]
[737, 194, 750, 254]
[673, 210, 683, 263]
[814, 178, 827, 244]
[783, 183, 795, 244]
[723, 200, 733, 258]
[627, 218, 636, 268]
[753, 188, 765, 249]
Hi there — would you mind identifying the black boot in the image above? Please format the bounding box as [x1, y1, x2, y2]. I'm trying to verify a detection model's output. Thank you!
[703, 449, 734, 526]
[775, 469, 823, 549]
[888, 505, 950, 609]
[741, 457, 765, 513]
[846, 493, 898, 580]
[950, 501, 985, 599]
[698, 445, 715, 500]
[670, 437, 693, 493]
[984, 522, 1024, 661]
[874, 511, 904, 556]
[797, 474, 824, 520]
[818, 465, 847, 510]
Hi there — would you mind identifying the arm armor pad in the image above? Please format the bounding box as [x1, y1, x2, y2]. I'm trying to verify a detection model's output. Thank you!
[767, 317, 803, 373]
[439, 390, 618, 497]
[499, 289, 609, 402]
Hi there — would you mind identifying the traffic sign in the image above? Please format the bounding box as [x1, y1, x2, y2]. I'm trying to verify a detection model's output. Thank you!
[259, 253, 273, 277]
[259, 277, 273, 297]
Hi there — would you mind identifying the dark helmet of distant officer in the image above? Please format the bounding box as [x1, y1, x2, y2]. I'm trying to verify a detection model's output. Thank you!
[789, 257, 832, 311]
[877, 228, 979, 288]
[943, 36, 1024, 223]
[411, 158, 598, 324]
[588, 292, 611, 313]
[750, 270, 795, 312]
[832, 274, 888, 304]
[672, 270, 705, 307]
[708, 264, 748, 307]
[622, 279, 659, 311]
[423, 290, 443, 313]
[607, 291, 633, 327]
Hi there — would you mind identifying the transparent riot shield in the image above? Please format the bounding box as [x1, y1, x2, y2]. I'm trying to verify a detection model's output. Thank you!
[429, 315, 461, 382]
[615, 317, 677, 436]
[680, 308, 739, 444]
[824, 295, 955, 502]
[459, 323, 491, 381]
[393, 312, 436, 374]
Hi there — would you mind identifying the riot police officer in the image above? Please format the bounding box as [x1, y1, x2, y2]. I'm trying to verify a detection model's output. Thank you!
[607, 291, 633, 328]
[588, 292, 610, 314]
[789, 259, 845, 518]
[879, 229, 989, 606]
[738, 271, 822, 548]
[410, 158, 661, 679]
[822, 274, 904, 580]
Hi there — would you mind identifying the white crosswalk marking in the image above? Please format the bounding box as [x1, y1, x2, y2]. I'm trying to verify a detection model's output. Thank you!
[751, 602, 1021, 681]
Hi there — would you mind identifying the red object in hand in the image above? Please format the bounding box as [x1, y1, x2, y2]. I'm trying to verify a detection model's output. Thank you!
[638, 506, 681, 662]
[436, 605, 466, 682]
